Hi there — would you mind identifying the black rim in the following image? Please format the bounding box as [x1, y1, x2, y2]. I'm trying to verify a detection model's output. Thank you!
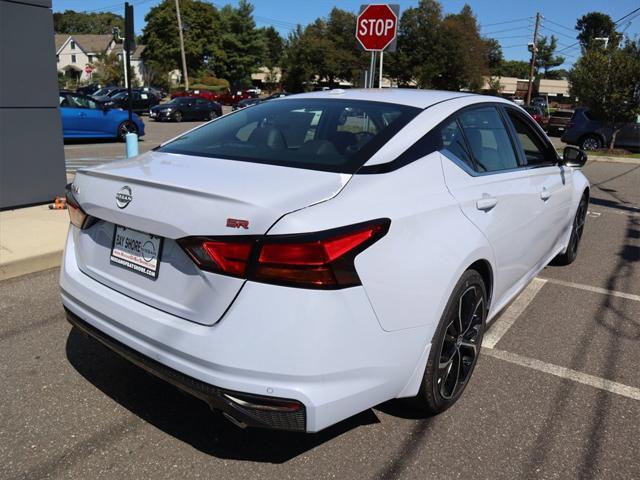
[570, 198, 588, 256]
[438, 286, 484, 400]
[119, 121, 136, 138]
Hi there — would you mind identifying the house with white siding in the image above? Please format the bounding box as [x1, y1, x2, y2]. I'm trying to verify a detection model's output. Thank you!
[55, 33, 146, 85]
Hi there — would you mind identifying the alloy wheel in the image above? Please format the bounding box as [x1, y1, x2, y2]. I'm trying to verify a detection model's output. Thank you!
[118, 121, 137, 141]
[569, 197, 588, 256]
[437, 286, 485, 400]
[581, 136, 600, 150]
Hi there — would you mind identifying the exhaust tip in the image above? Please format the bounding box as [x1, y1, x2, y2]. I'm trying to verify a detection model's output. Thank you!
[222, 412, 248, 429]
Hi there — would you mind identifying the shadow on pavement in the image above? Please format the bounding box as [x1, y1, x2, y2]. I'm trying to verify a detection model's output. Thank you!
[65, 327, 380, 463]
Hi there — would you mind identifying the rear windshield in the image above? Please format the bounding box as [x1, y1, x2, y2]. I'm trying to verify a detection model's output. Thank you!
[552, 111, 574, 118]
[157, 98, 420, 173]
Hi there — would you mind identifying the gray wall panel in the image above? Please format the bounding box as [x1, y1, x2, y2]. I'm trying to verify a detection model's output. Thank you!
[0, 108, 66, 208]
[0, 1, 59, 107]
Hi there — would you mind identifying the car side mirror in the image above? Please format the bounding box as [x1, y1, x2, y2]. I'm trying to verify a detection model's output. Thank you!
[561, 146, 587, 167]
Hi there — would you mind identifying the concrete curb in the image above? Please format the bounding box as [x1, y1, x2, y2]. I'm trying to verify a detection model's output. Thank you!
[588, 156, 640, 165]
[0, 250, 64, 282]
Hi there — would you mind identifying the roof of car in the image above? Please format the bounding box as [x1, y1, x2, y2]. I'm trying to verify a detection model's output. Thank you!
[288, 88, 479, 109]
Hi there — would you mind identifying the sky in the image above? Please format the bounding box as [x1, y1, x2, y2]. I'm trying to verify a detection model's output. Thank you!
[52, 0, 640, 68]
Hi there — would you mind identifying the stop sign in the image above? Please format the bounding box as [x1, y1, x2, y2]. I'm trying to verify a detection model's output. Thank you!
[356, 4, 398, 51]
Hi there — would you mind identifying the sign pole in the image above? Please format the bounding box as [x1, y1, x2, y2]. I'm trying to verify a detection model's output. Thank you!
[369, 51, 375, 88]
[379, 51, 383, 89]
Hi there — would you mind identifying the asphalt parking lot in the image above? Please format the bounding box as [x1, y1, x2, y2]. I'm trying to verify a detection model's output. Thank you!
[3, 156, 638, 478]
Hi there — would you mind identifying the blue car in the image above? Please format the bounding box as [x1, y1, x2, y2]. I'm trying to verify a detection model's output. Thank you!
[59, 91, 145, 141]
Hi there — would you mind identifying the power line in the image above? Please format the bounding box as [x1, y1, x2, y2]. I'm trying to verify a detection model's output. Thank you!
[542, 18, 576, 33]
[480, 17, 533, 28]
[539, 24, 577, 41]
[615, 7, 640, 24]
[483, 25, 534, 36]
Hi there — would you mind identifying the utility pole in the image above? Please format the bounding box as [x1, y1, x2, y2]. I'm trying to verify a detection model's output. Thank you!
[526, 12, 541, 105]
[175, 0, 189, 90]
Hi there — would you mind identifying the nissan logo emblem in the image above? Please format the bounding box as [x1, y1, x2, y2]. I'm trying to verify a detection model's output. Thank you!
[116, 186, 132, 209]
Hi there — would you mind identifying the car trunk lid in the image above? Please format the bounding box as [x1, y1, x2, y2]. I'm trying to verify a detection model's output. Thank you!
[71, 151, 350, 325]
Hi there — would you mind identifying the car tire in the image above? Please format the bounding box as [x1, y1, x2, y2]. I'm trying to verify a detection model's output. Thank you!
[412, 269, 487, 415]
[580, 135, 602, 150]
[117, 120, 138, 142]
[553, 193, 588, 266]
[207, 110, 218, 121]
[173, 111, 183, 122]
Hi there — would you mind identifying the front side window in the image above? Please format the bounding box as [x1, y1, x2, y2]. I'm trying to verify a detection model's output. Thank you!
[457, 107, 519, 172]
[506, 111, 556, 166]
[69, 95, 98, 109]
[157, 99, 419, 173]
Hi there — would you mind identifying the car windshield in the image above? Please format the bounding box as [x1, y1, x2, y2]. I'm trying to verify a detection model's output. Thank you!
[157, 98, 420, 173]
[92, 88, 111, 96]
[111, 92, 127, 99]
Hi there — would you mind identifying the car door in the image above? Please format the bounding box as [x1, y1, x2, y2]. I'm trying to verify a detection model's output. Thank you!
[503, 106, 574, 263]
[439, 105, 549, 308]
[70, 94, 108, 136]
[615, 121, 640, 149]
[59, 93, 81, 136]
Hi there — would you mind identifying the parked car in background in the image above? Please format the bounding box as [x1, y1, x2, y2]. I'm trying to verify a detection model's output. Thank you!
[76, 83, 102, 96]
[233, 91, 291, 110]
[92, 86, 126, 103]
[101, 89, 160, 114]
[561, 108, 640, 151]
[547, 109, 574, 136]
[218, 89, 255, 106]
[59, 91, 145, 141]
[523, 105, 548, 130]
[531, 96, 548, 111]
[171, 89, 220, 103]
[61, 90, 589, 433]
[246, 87, 262, 96]
[149, 96, 222, 122]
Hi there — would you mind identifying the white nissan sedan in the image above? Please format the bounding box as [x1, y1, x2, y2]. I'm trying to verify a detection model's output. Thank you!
[60, 89, 589, 433]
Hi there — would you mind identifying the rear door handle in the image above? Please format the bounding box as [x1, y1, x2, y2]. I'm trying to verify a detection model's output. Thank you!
[540, 187, 551, 201]
[476, 195, 498, 211]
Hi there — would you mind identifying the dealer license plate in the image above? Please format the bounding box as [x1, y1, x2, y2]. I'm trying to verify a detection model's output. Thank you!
[110, 225, 162, 279]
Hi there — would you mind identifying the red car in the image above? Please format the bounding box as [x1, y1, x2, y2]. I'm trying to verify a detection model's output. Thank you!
[217, 89, 256, 106]
[523, 105, 549, 130]
[171, 89, 221, 103]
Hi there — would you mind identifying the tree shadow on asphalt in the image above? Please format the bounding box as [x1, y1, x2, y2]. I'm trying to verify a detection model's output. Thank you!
[65, 327, 382, 463]
[524, 213, 639, 479]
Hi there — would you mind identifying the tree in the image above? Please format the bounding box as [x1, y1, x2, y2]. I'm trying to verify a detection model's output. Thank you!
[54, 10, 123, 34]
[280, 26, 312, 92]
[141, 0, 221, 86]
[496, 60, 530, 78]
[484, 38, 504, 75]
[385, 0, 445, 87]
[215, 1, 266, 87]
[534, 35, 565, 76]
[575, 12, 621, 50]
[260, 26, 284, 70]
[435, 5, 488, 92]
[91, 52, 139, 87]
[569, 40, 640, 149]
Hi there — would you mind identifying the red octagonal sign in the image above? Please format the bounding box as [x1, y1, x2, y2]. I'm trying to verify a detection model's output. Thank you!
[356, 4, 398, 51]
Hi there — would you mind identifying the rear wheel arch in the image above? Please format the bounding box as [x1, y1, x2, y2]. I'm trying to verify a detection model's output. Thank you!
[467, 259, 493, 307]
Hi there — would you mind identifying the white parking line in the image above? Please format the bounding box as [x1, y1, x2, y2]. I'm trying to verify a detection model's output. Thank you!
[482, 278, 547, 348]
[539, 277, 640, 302]
[484, 348, 640, 401]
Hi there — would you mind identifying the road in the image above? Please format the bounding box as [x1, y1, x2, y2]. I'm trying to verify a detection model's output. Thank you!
[2, 163, 638, 479]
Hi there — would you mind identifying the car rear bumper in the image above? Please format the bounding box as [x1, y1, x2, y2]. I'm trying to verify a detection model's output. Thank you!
[60, 229, 431, 432]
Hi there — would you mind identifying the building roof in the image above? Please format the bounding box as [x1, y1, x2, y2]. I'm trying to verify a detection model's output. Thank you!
[110, 43, 146, 60]
[55, 34, 113, 54]
[290, 88, 477, 109]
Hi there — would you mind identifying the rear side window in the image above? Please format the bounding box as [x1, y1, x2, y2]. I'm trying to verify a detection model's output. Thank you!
[439, 119, 475, 170]
[457, 107, 519, 172]
[157, 99, 420, 173]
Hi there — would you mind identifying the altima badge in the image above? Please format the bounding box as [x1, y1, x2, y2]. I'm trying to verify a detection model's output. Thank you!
[116, 186, 132, 209]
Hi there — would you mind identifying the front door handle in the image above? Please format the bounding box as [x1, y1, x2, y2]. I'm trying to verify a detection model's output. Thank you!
[540, 187, 551, 201]
[476, 195, 498, 211]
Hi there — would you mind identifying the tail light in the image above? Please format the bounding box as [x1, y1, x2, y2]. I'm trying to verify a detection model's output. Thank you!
[65, 183, 95, 230]
[178, 219, 390, 289]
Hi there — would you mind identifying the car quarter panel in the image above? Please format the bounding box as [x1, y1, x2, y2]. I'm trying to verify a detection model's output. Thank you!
[268, 151, 496, 332]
